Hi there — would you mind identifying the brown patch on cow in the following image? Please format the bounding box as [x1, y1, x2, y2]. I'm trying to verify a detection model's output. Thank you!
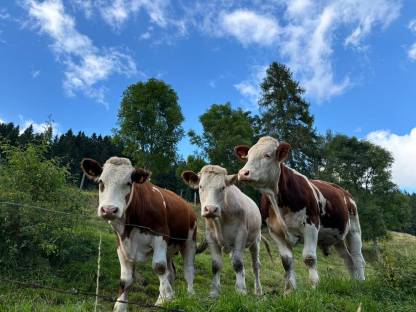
[122, 181, 197, 246]
[311, 180, 351, 234]
[278, 165, 320, 227]
[131, 168, 151, 184]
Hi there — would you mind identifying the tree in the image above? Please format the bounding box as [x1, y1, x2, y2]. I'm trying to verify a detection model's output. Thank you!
[318, 133, 403, 241]
[188, 103, 255, 174]
[258, 62, 322, 177]
[115, 79, 184, 182]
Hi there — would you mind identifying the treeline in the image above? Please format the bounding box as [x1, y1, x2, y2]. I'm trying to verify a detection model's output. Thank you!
[0, 62, 415, 241]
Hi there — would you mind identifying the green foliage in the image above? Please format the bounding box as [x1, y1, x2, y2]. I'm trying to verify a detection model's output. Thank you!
[258, 62, 323, 177]
[115, 78, 184, 182]
[0, 143, 95, 269]
[188, 103, 255, 174]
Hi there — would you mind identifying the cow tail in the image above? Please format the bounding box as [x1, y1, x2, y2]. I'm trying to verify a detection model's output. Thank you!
[196, 238, 208, 254]
[261, 235, 274, 263]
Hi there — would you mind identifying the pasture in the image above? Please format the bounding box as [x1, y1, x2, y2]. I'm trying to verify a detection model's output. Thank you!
[1, 197, 415, 312]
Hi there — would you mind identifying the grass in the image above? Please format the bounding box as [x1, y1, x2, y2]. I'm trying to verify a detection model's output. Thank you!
[1, 203, 415, 312]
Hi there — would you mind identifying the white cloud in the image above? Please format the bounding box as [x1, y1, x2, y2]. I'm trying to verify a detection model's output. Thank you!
[25, 0, 137, 104]
[367, 128, 416, 190]
[234, 65, 267, 106]
[99, 0, 169, 29]
[409, 19, 416, 33]
[219, 10, 279, 46]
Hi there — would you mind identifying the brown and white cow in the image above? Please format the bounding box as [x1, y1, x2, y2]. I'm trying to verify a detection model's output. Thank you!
[235, 136, 365, 293]
[182, 165, 263, 298]
[81, 157, 197, 310]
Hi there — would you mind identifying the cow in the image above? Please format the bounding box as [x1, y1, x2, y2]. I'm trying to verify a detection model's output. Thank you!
[81, 157, 197, 311]
[182, 165, 264, 298]
[234, 136, 365, 294]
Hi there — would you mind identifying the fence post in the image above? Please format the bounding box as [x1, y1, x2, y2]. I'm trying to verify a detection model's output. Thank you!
[94, 233, 102, 312]
[193, 192, 197, 205]
[80, 173, 86, 190]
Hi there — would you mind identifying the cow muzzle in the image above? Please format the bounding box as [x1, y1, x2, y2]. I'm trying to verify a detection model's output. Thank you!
[238, 169, 255, 182]
[202, 205, 220, 218]
[99, 205, 119, 220]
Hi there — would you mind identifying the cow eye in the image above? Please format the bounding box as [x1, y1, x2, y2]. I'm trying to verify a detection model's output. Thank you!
[264, 153, 272, 158]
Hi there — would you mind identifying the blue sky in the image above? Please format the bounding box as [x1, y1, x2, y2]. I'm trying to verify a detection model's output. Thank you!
[0, 0, 415, 191]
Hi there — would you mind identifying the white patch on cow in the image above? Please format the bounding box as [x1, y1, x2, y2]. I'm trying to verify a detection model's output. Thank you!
[311, 183, 327, 215]
[97, 157, 135, 219]
[152, 186, 166, 208]
[182, 228, 196, 294]
[349, 197, 357, 208]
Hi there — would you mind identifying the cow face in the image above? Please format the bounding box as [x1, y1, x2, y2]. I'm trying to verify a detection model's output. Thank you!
[182, 165, 237, 219]
[235, 136, 290, 190]
[81, 157, 150, 220]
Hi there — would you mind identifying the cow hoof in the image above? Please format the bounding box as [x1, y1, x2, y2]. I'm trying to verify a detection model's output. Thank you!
[255, 288, 263, 296]
[113, 302, 128, 312]
[187, 288, 195, 296]
[236, 288, 247, 295]
[209, 290, 220, 299]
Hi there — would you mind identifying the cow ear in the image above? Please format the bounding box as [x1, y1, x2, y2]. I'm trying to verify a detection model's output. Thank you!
[234, 145, 250, 162]
[81, 158, 102, 181]
[131, 168, 151, 184]
[225, 174, 238, 186]
[276, 142, 291, 162]
[181, 171, 200, 189]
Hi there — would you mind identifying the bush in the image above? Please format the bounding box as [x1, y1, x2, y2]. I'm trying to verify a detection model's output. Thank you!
[0, 143, 96, 272]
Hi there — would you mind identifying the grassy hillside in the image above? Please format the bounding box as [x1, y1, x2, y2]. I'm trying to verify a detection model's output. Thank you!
[1, 202, 415, 312]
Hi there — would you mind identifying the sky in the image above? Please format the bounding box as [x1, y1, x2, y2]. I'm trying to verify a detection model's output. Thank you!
[0, 0, 415, 192]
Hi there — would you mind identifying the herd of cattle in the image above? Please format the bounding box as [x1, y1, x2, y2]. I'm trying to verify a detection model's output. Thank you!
[81, 136, 366, 311]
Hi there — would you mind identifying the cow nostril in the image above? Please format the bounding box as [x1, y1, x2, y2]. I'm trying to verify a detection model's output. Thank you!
[244, 170, 250, 176]
[113, 208, 118, 214]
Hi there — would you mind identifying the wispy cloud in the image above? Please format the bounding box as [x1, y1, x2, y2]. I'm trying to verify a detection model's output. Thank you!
[31, 69, 40, 78]
[234, 65, 267, 106]
[408, 19, 416, 60]
[24, 0, 137, 105]
[99, 0, 169, 30]
[367, 128, 416, 190]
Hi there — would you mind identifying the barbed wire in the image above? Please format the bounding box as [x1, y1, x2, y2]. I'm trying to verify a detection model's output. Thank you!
[0, 277, 184, 312]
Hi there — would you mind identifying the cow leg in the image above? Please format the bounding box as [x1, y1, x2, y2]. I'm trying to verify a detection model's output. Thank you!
[114, 247, 134, 312]
[181, 229, 196, 295]
[207, 237, 223, 298]
[232, 229, 247, 294]
[302, 223, 319, 288]
[269, 229, 296, 294]
[152, 236, 173, 306]
[346, 214, 365, 280]
[249, 234, 263, 296]
[334, 240, 355, 278]
[166, 253, 176, 285]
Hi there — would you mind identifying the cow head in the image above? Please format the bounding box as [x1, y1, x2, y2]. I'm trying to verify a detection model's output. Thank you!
[234, 136, 290, 191]
[81, 157, 150, 220]
[182, 165, 237, 219]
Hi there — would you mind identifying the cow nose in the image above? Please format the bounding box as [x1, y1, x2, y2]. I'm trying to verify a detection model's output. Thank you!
[101, 205, 119, 215]
[239, 169, 250, 178]
[203, 205, 218, 217]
